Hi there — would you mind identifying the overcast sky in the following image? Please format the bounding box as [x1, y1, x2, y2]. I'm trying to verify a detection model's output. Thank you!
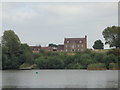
[2, 2, 118, 48]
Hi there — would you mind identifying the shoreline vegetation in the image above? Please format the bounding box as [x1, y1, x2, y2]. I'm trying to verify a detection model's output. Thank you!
[5, 49, 120, 70]
[2, 26, 120, 70]
[19, 48, 120, 70]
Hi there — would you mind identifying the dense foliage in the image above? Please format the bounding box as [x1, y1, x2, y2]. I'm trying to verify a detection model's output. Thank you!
[93, 40, 104, 49]
[102, 26, 120, 48]
[48, 43, 58, 47]
[87, 63, 106, 70]
[2, 30, 33, 69]
[2, 29, 120, 70]
[33, 49, 119, 70]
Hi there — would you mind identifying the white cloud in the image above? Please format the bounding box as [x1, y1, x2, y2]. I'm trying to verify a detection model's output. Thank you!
[2, 2, 118, 48]
[2, 3, 38, 23]
[35, 5, 84, 15]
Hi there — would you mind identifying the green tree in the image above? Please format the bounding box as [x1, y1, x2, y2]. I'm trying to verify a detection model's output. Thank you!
[2, 30, 21, 55]
[19, 44, 33, 64]
[2, 30, 21, 69]
[103, 54, 118, 69]
[64, 56, 75, 67]
[48, 43, 58, 47]
[102, 26, 120, 48]
[93, 53, 105, 63]
[93, 40, 104, 49]
[80, 54, 93, 68]
[2, 46, 9, 69]
[36, 56, 64, 69]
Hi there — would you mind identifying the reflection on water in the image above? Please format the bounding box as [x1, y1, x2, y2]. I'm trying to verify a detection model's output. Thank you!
[2, 70, 118, 88]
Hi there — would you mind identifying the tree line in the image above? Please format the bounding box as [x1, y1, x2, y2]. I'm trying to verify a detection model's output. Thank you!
[93, 26, 120, 49]
[2, 30, 33, 69]
[34, 49, 119, 70]
[1, 26, 120, 70]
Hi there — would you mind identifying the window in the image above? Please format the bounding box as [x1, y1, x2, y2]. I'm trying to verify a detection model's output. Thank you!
[67, 41, 69, 43]
[78, 45, 80, 47]
[79, 40, 82, 43]
[72, 45, 74, 49]
[81, 44, 84, 47]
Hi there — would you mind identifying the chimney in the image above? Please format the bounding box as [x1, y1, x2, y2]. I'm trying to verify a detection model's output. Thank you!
[85, 35, 87, 39]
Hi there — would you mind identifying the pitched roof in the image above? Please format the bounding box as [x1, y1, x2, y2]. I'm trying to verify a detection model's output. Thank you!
[30, 46, 41, 49]
[57, 45, 64, 50]
[41, 47, 53, 50]
[64, 38, 86, 43]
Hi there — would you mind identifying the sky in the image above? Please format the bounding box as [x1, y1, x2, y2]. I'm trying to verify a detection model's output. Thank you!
[2, 2, 118, 49]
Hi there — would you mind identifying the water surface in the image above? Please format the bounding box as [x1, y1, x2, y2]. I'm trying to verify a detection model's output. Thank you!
[2, 70, 118, 88]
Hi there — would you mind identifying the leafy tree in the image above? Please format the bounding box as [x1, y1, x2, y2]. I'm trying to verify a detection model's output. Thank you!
[103, 54, 118, 69]
[2, 30, 21, 55]
[2, 30, 21, 69]
[93, 53, 106, 63]
[33, 53, 41, 60]
[48, 43, 58, 47]
[48, 57, 64, 69]
[93, 40, 104, 49]
[80, 54, 93, 68]
[102, 26, 120, 48]
[36, 56, 64, 69]
[0, 44, 1, 70]
[2, 30, 34, 69]
[64, 56, 75, 66]
[19, 44, 33, 64]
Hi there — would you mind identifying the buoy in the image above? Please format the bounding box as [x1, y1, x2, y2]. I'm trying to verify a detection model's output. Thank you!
[36, 72, 38, 74]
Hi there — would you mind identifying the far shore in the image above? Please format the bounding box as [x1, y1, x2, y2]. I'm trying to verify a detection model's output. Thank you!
[2, 69, 119, 71]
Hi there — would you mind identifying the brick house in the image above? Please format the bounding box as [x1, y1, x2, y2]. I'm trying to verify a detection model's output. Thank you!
[57, 45, 64, 52]
[30, 46, 56, 53]
[41, 47, 54, 51]
[30, 46, 41, 53]
[64, 35, 87, 52]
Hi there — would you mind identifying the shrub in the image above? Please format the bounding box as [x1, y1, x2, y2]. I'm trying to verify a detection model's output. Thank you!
[46, 51, 59, 56]
[107, 48, 120, 56]
[83, 49, 92, 53]
[103, 54, 118, 69]
[87, 63, 106, 70]
[33, 53, 41, 60]
[80, 54, 93, 68]
[109, 63, 119, 70]
[93, 53, 106, 63]
[65, 63, 84, 69]
[64, 55, 75, 66]
[36, 56, 64, 69]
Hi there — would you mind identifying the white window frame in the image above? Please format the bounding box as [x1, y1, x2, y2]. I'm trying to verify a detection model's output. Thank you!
[72, 45, 74, 49]
[81, 44, 84, 47]
[67, 41, 69, 43]
[79, 40, 82, 43]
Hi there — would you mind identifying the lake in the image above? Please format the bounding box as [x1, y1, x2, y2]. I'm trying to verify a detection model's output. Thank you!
[1, 70, 118, 88]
